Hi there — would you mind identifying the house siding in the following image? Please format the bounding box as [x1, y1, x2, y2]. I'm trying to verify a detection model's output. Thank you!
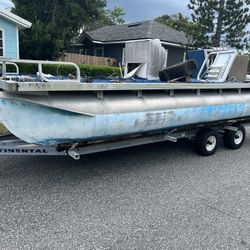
[164, 45, 185, 67]
[76, 37, 186, 67]
[103, 44, 125, 64]
[74, 39, 125, 65]
[0, 18, 18, 59]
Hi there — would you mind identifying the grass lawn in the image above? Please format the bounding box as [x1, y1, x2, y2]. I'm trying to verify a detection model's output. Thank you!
[0, 123, 8, 135]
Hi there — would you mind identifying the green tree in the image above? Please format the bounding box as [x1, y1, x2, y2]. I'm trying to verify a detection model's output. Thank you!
[155, 13, 206, 47]
[11, 0, 108, 60]
[224, 0, 250, 48]
[85, 6, 126, 30]
[188, 0, 250, 48]
[108, 6, 125, 25]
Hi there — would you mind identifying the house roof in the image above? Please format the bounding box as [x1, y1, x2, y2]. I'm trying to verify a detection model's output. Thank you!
[0, 9, 32, 30]
[81, 20, 190, 46]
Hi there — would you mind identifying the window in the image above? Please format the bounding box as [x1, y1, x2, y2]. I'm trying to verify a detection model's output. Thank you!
[95, 47, 104, 57]
[0, 30, 4, 57]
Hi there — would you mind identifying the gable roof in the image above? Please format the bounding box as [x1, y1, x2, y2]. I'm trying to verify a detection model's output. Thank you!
[80, 20, 190, 46]
[0, 9, 32, 29]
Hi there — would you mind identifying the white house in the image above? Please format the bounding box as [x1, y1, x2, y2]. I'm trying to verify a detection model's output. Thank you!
[0, 9, 32, 59]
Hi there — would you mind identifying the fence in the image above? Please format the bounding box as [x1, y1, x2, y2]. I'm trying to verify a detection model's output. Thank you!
[58, 52, 117, 66]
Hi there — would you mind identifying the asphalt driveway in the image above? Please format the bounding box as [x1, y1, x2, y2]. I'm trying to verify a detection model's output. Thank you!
[1, 129, 250, 249]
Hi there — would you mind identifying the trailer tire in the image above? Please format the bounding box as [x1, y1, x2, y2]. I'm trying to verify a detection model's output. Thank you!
[195, 129, 219, 156]
[223, 124, 246, 150]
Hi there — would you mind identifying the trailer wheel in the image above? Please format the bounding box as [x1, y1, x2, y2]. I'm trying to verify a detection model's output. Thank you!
[223, 124, 246, 150]
[195, 129, 219, 156]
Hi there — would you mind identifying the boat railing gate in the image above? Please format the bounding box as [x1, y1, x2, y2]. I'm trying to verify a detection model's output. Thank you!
[0, 59, 81, 83]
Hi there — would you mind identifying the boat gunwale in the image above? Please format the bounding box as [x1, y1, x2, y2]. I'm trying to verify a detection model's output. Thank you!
[1, 80, 250, 92]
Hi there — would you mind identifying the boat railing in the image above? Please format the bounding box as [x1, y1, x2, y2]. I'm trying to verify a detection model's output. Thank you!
[0, 58, 81, 83]
[0, 62, 19, 75]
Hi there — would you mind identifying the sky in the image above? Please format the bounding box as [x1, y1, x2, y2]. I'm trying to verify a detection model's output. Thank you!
[107, 0, 190, 22]
[1, 0, 191, 22]
[0, 0, 13, 10]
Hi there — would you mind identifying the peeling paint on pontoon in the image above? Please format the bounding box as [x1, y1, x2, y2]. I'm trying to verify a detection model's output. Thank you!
[0, 98, 249, 146]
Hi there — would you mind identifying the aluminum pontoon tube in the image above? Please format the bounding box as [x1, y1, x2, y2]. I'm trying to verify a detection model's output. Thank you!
[1, 91, 250, 146]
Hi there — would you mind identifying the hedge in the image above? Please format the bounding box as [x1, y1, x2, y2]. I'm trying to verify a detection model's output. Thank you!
[6, 63, 121, 77]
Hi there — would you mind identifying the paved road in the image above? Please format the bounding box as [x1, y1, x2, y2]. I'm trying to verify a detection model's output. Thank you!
[1, 130, 250, 250]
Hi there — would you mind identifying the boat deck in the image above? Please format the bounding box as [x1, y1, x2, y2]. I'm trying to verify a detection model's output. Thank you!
[1, 80, 250, 92]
